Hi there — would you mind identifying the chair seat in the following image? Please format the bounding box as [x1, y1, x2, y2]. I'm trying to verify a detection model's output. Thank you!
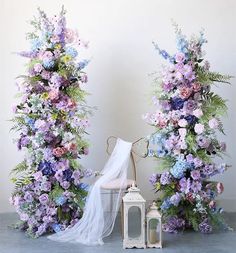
[101, 179, 134, 190]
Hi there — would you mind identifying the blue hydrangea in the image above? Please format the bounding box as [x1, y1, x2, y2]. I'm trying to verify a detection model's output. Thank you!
[51, 223, 62, 233]
[77, 59, 89, 70]
[79, 183, 89, 191]
[55, 196, 67, 206]
[170, 159, 190, 179]
[42, 59, 55, 69]
[171, 97, 185, 110]
[25, 117, 35, 130]
[65, 47, 78, 58]
[161, 198, 171, 210]
[157, 148, 166, 157]
[31, 38, 43, 51]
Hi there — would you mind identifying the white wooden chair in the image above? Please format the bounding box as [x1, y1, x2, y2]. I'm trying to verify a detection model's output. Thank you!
[101, 136, 148, 237]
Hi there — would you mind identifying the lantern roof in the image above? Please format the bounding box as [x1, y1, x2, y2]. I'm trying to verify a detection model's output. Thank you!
[123, 182, 146, 203]
[146, 201, 162, 218]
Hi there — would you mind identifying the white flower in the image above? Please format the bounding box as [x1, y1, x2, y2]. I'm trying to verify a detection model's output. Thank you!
[209, 118, 219, 129]
[194, 123, 204, 134]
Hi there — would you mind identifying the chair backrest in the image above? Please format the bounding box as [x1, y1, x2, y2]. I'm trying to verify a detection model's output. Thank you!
[106, 136, 148, 182]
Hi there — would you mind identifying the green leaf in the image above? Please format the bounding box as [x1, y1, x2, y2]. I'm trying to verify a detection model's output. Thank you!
[10, 160, 28, 175]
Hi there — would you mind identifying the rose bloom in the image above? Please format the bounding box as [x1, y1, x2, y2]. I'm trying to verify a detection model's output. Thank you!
[216, 182, 224, 194]
[53, 147, 67, 157]
[192, 82, 201, 92]
[179, 86, 192, 99]
[49, 89, 59, 101]
[175, 52, 185, 63]
[158, 120, 167, 128]
[178, 118, 188, 127]
[67, 99, 77, 109]
[194, 123, 204, 134]
[209, 118, 219, 129]
[67, 142, 77, 152]
[193, 108, 203, 118]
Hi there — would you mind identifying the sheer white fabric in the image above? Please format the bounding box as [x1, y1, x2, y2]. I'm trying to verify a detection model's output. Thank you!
[48, 138, 132, 245]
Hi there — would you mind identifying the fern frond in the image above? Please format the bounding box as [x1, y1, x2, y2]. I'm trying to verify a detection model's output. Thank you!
[10, 160, 28, 175]
[196, 66, 232, 84]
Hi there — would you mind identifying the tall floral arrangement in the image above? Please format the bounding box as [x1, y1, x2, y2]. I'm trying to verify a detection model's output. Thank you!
[10, 7, 93, 237]
[144, 24, 232, 233]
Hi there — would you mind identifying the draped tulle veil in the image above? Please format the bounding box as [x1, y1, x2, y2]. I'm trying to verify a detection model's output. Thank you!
[48, 138, 132, 245]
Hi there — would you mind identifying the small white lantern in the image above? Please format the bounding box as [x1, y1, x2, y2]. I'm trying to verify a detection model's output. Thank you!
[122, 182, 146, 249]
[146, 201, 162, 248]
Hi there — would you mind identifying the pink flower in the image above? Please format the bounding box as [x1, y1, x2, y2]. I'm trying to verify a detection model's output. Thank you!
[191, 170, 200, 180]
[83, 147, 89, 155]
[49, 89, 59, 101]
[180, 86, 192, 99]
[192, 82, 201, 92]
[66, 142, 77, 152]
[209, 118, 219, 129]
[34, 63, 43, 73]
[209, 200, 216, 209]
[65, 28, 76, 43]
[53, 147, 67, 157]
[67, 99, 77, 109]
[193, 108, 203, 118]
[194, 123, 204, 134]
[178, 119, 188, 127]
[175, 52, 185, 63]
[216, 182, 224, 194]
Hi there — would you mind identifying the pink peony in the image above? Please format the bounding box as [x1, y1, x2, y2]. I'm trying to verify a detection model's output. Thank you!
[180, 86, 192, 99]
[66, 142, 77, 152]
[53, 147, 67, 157]
[194, 123, 204, 134]
[216, 182, 224, 194]
[192, 82, 201, 92]
[209, 118, 219, 129]
[49, 89, 59, 101]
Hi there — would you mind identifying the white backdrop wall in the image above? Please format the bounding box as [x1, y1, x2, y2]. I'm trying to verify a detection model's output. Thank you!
[0, 0, 235, 213]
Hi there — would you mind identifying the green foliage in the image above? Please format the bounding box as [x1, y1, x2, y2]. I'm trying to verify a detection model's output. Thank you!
[196, 66, 232, 84]
[11, 175, 34, 190]
[202, 92, 228, 120]
[10, 160, 28, 175]
[186, 133, 196, 153]
[195, 149, 212, 163]
[49, 183, 64, 201]
[155, 156, 175, 171]
[65, 86, 89, 102]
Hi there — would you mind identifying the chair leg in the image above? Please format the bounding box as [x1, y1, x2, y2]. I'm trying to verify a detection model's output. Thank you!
[120, 200, 124, 239]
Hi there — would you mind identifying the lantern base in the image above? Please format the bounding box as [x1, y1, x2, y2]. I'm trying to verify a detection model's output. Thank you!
[123, 240, 146, 249]
[147, 242, 162, 248]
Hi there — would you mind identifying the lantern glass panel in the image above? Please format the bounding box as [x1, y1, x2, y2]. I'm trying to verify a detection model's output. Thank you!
[149, 218, 159, 244]
[128, 206, 141, 238]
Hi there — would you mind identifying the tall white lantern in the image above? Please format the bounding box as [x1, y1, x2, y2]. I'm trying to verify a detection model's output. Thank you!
[146, 201, 162, 248]
[122, 182, 146, 249]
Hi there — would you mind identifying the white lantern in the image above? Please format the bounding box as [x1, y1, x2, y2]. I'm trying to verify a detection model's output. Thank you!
[122, 182, 146, 249]
[146, 201, 162, 248]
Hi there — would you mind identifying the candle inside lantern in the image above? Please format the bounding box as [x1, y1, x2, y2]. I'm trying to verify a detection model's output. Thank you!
[149, 229, 157, 244]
